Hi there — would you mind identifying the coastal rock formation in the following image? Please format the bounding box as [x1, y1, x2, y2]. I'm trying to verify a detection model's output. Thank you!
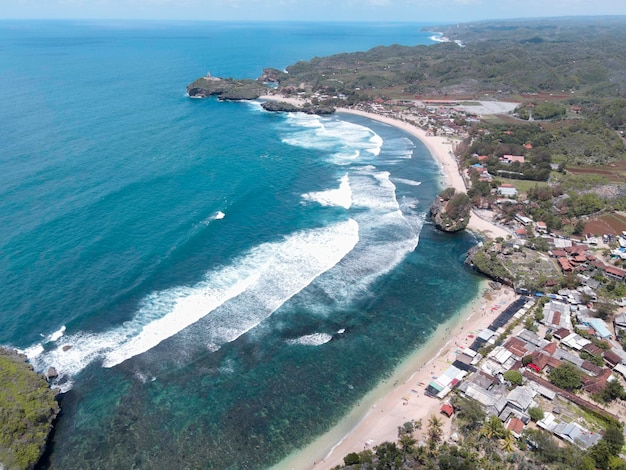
[46, 367, 58, 381]
[261, 101, 336, 115]
[0, 347, 60, 470]
[186, 75, 267, 100]
[430, 187, 471, 233]
[258, 68, 286, 83]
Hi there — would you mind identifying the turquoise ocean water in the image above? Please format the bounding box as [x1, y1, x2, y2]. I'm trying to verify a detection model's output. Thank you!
[0, 21, 482, 469]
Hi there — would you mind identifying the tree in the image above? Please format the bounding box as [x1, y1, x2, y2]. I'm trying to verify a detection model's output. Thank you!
[528, 407, 544, 422]
[503, 370, 524, 386]
[375, 441, 402, 469]
[343, 452, 360, 465]
[427, 415, 444, 450]
[595, 302, 617, 320]
[522, 354, 534, 366]
[574, 219, 586, 235]
[549, 362, 582, 391]
[501, 430, 516, 452]
[602, 424, 625, 456]
[451, 395, 486, 433]
[524, 316, 538, 332]
[398, 432, 417, 460]
[480, 415, 505, 440]
[590, 440, 612, 470]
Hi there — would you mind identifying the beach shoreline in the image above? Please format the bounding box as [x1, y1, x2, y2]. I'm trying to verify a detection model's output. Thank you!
[258, 96, 510, 240]
[259, 97, 516, 470]
[335, 108, 510, 241]
[275, 282, 518, 470]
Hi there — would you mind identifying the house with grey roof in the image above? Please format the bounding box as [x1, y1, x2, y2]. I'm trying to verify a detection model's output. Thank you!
[538, 413, 602, 450]
[614, 312, 626, 332]
[542, 301, 572, 330]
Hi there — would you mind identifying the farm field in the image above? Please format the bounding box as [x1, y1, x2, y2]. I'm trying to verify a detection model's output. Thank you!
[566, 162, 626, 183]
[584, 212, 626, 236]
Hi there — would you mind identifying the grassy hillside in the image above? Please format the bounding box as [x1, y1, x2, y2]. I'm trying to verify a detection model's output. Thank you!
[0, 348, 59, 470]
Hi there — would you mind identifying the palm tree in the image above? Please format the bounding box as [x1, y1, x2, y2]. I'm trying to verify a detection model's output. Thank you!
[398, 433, 417, 461]
[427, 415, 444, 449]
[501, 430, 516, 452]
[480, 416, 505, 440]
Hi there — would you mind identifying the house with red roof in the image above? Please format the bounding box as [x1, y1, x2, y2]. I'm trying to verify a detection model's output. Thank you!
[549, 249, 567, 258]
[557, 258, 573, 272]
[440, 403, 454, 417]
[507, 417, 525, 438]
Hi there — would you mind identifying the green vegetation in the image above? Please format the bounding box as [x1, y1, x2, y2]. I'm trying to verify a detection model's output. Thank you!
[334, 403, 620, 469]
[594, 380, 626, 405]
[549, 362, 583, 391]
[503, 370, 523, 386]
[430, 188, 471, 232]
[186, 77, 267, 100]
[0, 347, 59, 470]
[278, 18, 626, 99]
[516, 102, 567, 121]
[529, 407, 545, 422]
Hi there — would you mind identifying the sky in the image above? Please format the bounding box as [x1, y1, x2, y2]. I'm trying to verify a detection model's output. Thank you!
[2, 0, 626, 22]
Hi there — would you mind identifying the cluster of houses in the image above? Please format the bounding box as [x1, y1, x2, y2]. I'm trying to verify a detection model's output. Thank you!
[428, 291, 626, 450]
[348, 99, 476, 139]
[549, 242, 626, 281]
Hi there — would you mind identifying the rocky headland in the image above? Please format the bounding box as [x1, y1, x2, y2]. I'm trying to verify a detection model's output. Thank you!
[186, 73, 267, 100]
[429, 187, 471, 233]
[260, 100, 335, 115]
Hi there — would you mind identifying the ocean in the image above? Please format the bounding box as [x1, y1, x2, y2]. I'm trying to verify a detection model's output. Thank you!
[0, 21, 482, 469]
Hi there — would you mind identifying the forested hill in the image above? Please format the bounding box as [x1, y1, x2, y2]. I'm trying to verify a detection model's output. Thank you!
[277, 16, 626, 99]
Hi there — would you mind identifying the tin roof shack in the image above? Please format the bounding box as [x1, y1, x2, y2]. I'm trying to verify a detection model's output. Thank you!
[542, 301, 572, 330]
[498, 385, 536, 423]
[538, 413, 602, 450]
[614, 312, 626, 333]
[425, 365, 467, 399]
[560, 332, 591, 351]
[585, 318, 613, 340]
[482, 345, 517, 376]
[604, 350, 624, 369]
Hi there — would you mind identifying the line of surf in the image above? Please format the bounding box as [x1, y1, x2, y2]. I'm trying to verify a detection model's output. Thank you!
[24, 219, 360, 383]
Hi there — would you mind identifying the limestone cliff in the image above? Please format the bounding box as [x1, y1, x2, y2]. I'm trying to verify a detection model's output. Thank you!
[186, 75, 267, 100]
[430, 188, 471, 233]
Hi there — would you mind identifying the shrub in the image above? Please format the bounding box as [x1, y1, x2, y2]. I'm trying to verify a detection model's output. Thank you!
[504, 370, 524, 386]
[529, 407, 545, 422]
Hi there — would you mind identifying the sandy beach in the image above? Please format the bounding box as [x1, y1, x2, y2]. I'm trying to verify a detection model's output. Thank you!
[258, 96, 510, 240]
[276, 283, 517, 470]
[335, 108, 510, 241]
[258, 95, 515, 469]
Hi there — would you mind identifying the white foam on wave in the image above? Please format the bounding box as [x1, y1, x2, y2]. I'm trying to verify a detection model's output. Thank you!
[103, 218, 359, 367]
[302, 174, 352, 209]
[275, 114, 427, 311]
[287, 169, 426, 313]
[24, 219, 360, 382]
[392, 178, 422, 187]
[286, 333, 333, 346]
[200, 211, 226, 226]
[281, 115, 383, 162]
[49, 325, 66, 342]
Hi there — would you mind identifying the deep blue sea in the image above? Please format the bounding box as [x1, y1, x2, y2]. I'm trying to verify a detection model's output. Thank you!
[0, 21, 482, 469]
